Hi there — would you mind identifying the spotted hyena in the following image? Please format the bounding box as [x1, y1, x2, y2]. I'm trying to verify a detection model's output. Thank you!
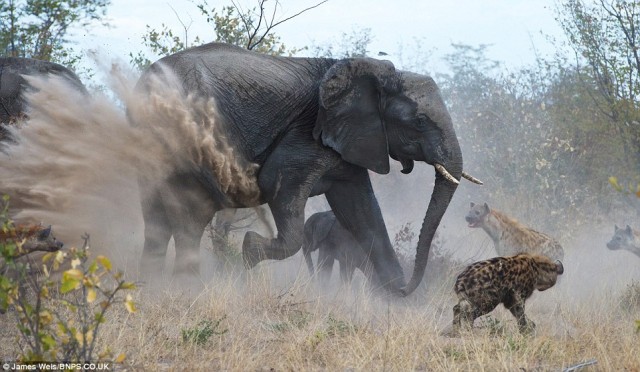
[0, 224, 64, 258]
[0, 224, 64, 313]
[607, 225, 640, 259]
[465, 202, 564, 261]
[453, 253, 564, 335]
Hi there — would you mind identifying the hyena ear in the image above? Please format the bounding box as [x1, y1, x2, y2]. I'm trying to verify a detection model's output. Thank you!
[626, 225, 632, 233]
[555, 260, 564, 275]
[470, 202, 475, 208]
[615, 224, 620, 232]
[483, 202, 490, 213]
[38, 226, 52, 240]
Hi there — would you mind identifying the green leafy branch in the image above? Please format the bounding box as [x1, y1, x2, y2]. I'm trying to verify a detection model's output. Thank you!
[608, 176, 640, 198]
[1, 212, 136, 363]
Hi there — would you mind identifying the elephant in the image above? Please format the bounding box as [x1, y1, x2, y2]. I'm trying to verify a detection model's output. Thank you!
[303, 211, 376, 286]
[0, 57, 86, 141]
[131, 42, 481, 296]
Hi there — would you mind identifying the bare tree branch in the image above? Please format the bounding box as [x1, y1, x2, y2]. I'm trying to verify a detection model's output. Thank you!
[169, 4, 194, 49]
[231, 0, 328, 51]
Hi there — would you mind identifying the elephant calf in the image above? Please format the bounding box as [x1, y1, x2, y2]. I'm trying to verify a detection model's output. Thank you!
[302, 211, 376, 286]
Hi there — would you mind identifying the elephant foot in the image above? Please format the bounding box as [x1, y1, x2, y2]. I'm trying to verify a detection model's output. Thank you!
[139, 255, 166, 282]
[242, 231, 269, 269]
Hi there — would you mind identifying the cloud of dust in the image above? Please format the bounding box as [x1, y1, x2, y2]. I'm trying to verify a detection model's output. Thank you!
[0, 62, 260, 272]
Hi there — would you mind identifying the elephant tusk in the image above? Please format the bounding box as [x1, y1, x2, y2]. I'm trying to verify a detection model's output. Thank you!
[434, 164, 459, 185]
[462, 171, 484, 185]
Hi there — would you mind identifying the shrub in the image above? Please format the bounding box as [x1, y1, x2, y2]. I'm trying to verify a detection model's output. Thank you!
[619, 280, 640, 314]
[181, 316, 228, 345]
[0, 199, 137, 362]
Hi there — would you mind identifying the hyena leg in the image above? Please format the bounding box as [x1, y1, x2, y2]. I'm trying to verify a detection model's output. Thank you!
[453, 299, 476, 332]
[505, 297, 535, 334]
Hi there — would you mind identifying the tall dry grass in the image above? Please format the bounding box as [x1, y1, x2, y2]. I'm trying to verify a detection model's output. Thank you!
[2, 254, 637, 371]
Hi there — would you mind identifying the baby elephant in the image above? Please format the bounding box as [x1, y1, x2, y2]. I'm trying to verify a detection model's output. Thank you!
[453, 253, 564, 335]
[302, 211, 374, 285]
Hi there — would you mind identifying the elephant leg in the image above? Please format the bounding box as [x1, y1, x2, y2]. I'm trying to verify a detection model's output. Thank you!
[302, 225, 316, 276]
[158, 175, 218, 278]
[171, 207, 217, 278]
[172, 222, 210, 277]
[139, 187, 173, 279]
[242, 138, 337, 268]
[339, 259, 356, 285]
[324, 167, 405, 292]
[317, 242, 335, 283]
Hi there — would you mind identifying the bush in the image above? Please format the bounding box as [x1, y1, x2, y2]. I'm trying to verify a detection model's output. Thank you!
[619, 280, 640, 314]
[182, 316, 228, 345]
[0, 202, 137, 362]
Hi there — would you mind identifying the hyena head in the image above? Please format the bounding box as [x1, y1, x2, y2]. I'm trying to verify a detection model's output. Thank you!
[2, 224, 64, 255]
[607, 225, 637, 251]
[465, 202, 491, 228]
[533, 255, 564, 291]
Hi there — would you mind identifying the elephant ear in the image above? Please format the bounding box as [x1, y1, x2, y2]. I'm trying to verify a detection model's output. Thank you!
[314, 58, 398, 174]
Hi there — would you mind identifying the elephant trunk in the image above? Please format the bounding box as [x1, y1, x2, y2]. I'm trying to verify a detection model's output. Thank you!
[400, 152, 461, 297]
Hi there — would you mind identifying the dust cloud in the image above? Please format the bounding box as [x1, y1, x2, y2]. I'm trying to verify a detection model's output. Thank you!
[0, 60, 636, 308]
[0, 63, 259, 273]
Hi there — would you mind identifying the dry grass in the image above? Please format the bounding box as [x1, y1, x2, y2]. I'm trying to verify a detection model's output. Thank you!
[2, 258, 638, 372]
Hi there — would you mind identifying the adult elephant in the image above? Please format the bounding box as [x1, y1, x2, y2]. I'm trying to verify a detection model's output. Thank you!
[303, 211, 376, 286]
[0, 57, 86, 137]
[133, 42, 481, 296]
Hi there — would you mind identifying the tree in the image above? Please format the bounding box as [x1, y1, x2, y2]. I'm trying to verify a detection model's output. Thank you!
[130, 0, 326, 70]
[555, 0, 640, 166]
[0, 0, 110, 65]
[309, 27, 373, 58]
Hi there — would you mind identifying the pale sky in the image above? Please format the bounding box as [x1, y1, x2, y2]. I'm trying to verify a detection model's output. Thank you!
[73, 0, 566, 74]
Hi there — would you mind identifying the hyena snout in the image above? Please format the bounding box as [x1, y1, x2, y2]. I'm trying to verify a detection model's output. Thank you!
[465, 214, 482, 228]
[25, 226, 64, 252]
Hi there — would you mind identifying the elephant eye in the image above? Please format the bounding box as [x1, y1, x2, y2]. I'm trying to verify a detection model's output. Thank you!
[416, 114, 429, 131]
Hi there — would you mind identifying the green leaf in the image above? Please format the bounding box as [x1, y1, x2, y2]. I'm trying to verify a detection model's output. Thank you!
[609, 176, 622, 191]
[88, 261, 98, 274]
[120, 282, 136, 290]
[60, 278, 80, 293]
[96, 255, 112, 271]
[41, 334, 56, 350]
[94, 312, 106, 324]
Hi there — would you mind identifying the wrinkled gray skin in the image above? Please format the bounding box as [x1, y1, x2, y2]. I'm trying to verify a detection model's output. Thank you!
[0, 57, 86, 140]
[303, 211, 377, 286]
[136, 42, 464, 296]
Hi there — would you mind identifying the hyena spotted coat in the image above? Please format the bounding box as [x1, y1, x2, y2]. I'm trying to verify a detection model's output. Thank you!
[453, 253, 564, 334]
[607, 225, 640, 259]
[465, 202, 564, 261]
[0, 224, 63, 258]
[0, 224, 64, 313]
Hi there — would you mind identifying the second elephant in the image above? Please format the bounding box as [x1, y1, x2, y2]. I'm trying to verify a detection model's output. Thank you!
[132, 42, 483, 295]
[0, 57, 86, 129]
[303, 211, 376, 285]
